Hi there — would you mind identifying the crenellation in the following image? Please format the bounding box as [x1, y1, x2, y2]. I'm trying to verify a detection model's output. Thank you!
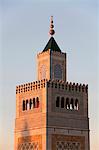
[16, 79, 47, 94]
[47, 80, 88, 93]
[16, 79, 88, 95]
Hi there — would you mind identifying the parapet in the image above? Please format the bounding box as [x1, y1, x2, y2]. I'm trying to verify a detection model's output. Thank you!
[16, 79, 47, 94]
[16, 79, 88, 94]
[47, 80, 88, 93]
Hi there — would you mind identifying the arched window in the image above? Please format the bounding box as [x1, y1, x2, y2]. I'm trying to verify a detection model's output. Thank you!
[33, 98, 35, 108]
[56, 96, 60, 107]
[66, 98, 70, 109]
[61, 97, 64, 108]
[36, 97, 39, 108]
[75, 99, 79, 110]
[54, 64, 62, 80]
[26, 99, 29, 110]
[22, 100, 25, 111]
[29, 99, 32, 109]
[70, 98, 74, 110]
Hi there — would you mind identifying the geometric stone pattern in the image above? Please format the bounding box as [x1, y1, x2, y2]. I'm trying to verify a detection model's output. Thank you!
[52, 134, 85, 150]
[17, 135, 42, 150]
[54, 64, 62, 80]
[18, 142, 39, 150]
[56, 141, 80, 150]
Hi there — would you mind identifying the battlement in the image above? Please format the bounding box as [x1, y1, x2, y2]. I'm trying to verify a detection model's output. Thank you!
[47, 80, 88, 93]
[16, 79, 88, 94]
[16, 79, 47, 94]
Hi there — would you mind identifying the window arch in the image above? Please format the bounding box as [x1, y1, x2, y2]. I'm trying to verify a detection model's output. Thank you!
[26, 99, 29, 110]
[33, 98, 35, 108]
[61, 97, 64, 108]
[29, 98, 32, 109]
[36, 97, 39, 108]
[70, 98, 74, 110]
[54, 96, 79, 111]
[22, 100, 25, 111]
[22, 97, 40, 111]
[56, 96, 60, 107]
[66, 98, 70, 109]
[75, 99, 79, 110]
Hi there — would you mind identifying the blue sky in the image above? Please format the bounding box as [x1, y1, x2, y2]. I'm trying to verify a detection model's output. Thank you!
[0, 0, 99, 149]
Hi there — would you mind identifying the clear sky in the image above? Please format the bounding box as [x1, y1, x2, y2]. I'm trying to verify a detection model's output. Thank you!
[0, 0, 99, 149]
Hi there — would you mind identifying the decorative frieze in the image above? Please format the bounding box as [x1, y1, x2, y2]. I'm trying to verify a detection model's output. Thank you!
[52, 134, 85, 150]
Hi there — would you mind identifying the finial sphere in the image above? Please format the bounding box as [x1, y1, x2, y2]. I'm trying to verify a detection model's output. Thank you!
[49, 16, 55, 36]
[49, 30, 55, 35]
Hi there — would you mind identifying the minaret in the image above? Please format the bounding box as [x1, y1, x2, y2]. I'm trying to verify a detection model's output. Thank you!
[15, 16, 90, 150]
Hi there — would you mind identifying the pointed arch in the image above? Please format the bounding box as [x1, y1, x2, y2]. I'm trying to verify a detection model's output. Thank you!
[70, 98, 74, 110]
[22, 100, 25, 111]
[29, 98, 32, 109]
[26, 99, 29, 110]
[33, 98, 35, 108]
[36, 97, 39, 108]
[66, 98, 70, 109]
[75, 99, 79, 110]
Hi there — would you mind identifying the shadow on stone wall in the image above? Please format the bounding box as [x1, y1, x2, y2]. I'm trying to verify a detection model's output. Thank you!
[18, 118, 31, 150]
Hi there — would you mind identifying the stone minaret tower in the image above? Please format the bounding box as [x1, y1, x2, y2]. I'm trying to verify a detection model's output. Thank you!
[14, 16, 90, 150]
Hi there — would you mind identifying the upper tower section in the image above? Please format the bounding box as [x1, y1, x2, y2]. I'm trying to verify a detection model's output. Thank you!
[37, 16, 67, 81]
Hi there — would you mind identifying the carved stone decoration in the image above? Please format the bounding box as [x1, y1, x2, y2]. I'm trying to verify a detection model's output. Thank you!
[17, 135, 42, 150]
[52, 134, 85, 150]
[54, 64, 62, 80]
[56, 141, 80, 150]
[18, 142, 39, 150]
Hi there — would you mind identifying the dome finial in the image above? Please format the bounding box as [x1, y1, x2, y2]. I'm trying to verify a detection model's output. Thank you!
[49, 16, 55, 36]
